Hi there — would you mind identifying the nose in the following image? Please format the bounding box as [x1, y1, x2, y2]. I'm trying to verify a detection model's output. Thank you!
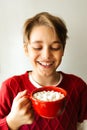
[41, 47, 51, 59]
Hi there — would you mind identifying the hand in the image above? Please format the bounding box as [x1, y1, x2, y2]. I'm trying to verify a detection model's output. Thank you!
[6, 90, 34, 130]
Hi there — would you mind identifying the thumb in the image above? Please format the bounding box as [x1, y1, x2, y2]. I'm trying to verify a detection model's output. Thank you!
[15, 90, 28, 100]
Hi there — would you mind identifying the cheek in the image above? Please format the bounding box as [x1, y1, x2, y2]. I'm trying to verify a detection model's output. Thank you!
[28, 51, 38, 61]
[55, 52, 63, 59]
[55, 53, 63, 63]
[29, 54, 36, 60]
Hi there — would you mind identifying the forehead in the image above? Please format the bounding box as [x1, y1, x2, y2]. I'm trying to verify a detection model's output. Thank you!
[30, 25, 59, 41]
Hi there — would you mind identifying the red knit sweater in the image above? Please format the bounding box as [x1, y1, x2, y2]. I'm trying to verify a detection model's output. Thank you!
[0, 71, 87, 130]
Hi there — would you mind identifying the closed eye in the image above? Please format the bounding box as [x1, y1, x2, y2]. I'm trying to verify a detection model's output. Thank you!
[32, 47, 42, 50]
[51, 47, 61, 51]
[50, 44, 62, 51]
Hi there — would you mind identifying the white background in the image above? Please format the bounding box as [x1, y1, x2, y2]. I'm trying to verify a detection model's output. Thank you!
[0, 0, 87, 86]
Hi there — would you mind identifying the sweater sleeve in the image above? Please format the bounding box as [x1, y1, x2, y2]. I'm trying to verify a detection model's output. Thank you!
[0, 75, 25, 130]
[0, 117, 9, 130]
[78, 83, 87, 122]
[0, 78, 18, 130]
[0, 81, 12, 129]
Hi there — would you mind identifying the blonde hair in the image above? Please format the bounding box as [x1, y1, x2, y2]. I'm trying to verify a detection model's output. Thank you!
[23, 12, 68, 49]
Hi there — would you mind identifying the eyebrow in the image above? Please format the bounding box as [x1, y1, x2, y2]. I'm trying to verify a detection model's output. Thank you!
[31, 40, 42, 44]
[31, 40, 61, 44]
[52, 40, 61, 44]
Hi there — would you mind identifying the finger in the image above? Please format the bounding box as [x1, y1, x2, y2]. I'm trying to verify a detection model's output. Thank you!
[15, 90, 28, 100]
[29, 109, 34, 117]
[28, 109, 35, 124]
[22, 102, 33, 115]
[21, 94, 31, 105]
[26, 115, 34, 125]
[24, 109, 34, 124]
[15, 96, 32, 110]
[21, 99, 32, 109]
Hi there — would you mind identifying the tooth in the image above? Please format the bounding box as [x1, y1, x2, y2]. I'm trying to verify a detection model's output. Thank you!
[40, 62, 52, 66]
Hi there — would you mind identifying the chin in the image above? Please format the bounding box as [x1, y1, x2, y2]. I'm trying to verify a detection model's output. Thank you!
[39, 70, 55, 77]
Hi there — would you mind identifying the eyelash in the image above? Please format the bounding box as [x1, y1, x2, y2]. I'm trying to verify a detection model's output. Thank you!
[51, 47, 61, 50]
[33, 47, 42, 50]
[32, 47, 61, 51]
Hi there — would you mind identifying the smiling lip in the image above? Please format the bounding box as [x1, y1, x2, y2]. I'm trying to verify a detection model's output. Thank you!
[37, 61, 54, 68]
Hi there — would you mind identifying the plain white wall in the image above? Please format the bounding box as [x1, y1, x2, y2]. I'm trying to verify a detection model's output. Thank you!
[0, 0, 87, 86]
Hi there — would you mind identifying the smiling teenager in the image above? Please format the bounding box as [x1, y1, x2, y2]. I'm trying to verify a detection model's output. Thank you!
[0, 12, 87, 130]
[25, 25, 64, 86]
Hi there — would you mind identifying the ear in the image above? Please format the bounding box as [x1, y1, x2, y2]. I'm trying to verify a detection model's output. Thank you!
[23, 44, 29, 56]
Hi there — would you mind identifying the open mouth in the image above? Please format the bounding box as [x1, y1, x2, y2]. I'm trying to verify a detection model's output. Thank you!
[37, 61, 54, 68]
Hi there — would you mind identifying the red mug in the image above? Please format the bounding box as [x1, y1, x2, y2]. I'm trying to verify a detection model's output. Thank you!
[26, 86, 67, 119]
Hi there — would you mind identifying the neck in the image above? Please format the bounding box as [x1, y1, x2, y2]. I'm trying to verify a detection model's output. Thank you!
[30, 71, 60, 86]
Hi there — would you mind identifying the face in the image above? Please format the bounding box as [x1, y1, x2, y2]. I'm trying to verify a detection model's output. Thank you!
[24, 25, 64, 77]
